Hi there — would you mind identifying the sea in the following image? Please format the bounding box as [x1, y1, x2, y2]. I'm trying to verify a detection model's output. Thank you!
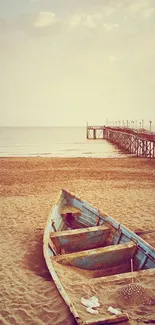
[0, 126, 126, 158]
[0, 126, 154, 158]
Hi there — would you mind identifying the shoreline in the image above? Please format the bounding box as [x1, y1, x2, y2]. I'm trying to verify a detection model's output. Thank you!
[0, 153, 128, 159]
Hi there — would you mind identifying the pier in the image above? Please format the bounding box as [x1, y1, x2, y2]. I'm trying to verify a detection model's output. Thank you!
[86, 124, 155, 158]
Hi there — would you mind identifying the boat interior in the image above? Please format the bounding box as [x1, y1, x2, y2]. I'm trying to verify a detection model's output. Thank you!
[45, 189, 155, 324]
[49, 189, 155, 275]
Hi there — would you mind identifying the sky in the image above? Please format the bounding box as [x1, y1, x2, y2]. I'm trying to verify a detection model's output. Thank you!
[0, 0, 155, 127]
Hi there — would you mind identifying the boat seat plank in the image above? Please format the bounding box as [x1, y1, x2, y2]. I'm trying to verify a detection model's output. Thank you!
[53, 242, 137, 270]
[83, 313, 129, 325]
[50, 225, 111, 254]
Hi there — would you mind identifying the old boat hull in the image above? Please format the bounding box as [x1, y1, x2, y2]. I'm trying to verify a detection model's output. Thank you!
[43, 189, 155, 325]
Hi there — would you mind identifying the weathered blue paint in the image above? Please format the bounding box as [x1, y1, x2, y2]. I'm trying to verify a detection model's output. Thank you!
[72, 250, 131, 270]
[139, 254, 148, 270]
[59, 237, 69, 245]
[47, 247, 54, 257]
[134, 248, 146, 270]
[119, 234, 132, 244]
[56, 243, 136, 270]
[144, 258, 155, 269]
[52, 226, 110, 253]
[104, 216, 120, 229]
[120, 225, 155, 258]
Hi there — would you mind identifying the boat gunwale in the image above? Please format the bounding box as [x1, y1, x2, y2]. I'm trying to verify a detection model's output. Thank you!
[43, 192, 82, 323]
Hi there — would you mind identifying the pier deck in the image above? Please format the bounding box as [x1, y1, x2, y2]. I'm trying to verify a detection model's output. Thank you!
[86, 126, 155, 158]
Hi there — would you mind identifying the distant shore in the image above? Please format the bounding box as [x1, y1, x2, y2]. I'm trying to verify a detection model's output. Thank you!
[0, 157, 155, 325]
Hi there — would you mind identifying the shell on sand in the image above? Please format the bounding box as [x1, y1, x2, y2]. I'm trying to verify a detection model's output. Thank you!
[0, 157, 155, 325]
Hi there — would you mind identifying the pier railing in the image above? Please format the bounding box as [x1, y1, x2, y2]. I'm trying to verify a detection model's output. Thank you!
[86, 126, 155, 158]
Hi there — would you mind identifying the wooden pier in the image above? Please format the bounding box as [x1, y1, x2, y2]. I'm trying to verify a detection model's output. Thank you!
[86, 125, 155, 158]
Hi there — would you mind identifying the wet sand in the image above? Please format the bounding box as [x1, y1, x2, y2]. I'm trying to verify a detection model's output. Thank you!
[0, 157, 155, 325]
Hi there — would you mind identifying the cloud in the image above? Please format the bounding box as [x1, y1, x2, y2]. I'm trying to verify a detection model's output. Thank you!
[103, 23, 120, 32]
[104, 5, 116, 16]
[84, 0, 155, 19]
[123, 0, 155, 19]
[141, 7, 155, 18]
[33, 12, 57, 28]
[70, 13, 102, 29]
[84, 15, 97, 28]
[126, 0, 151, 13]
[0, 11, 63, 45]
[109, 55, 116, 62]
[70, 15, 82, 27]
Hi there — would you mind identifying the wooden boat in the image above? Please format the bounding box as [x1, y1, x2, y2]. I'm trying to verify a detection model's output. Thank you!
[43, 189, 155, 325]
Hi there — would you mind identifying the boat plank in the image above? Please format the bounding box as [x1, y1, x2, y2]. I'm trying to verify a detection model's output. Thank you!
[53, 242, 137, 270]
[82, 268, 155, 284]
[50, 225, 110, 253]
[83, 314, 129, 325]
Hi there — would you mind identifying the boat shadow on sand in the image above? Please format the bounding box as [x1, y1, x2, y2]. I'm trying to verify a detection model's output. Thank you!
[22, 228, 52, 281]
[21, 228, 76, 324]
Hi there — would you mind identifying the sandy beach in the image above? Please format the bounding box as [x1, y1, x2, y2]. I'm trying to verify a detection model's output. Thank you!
[0, 157, 155, 325]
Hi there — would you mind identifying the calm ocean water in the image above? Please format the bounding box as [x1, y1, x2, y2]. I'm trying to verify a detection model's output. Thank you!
[0, 126, 125, 158]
